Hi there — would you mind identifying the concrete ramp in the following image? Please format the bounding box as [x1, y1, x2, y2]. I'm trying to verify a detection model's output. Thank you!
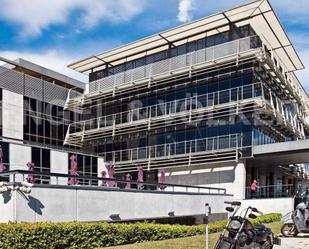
[1, 185, 232, 223]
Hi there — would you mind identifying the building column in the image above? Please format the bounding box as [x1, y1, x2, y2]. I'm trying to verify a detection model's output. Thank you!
[97, 157, 106, 177]
[97, 157, 107, 187]
[9, 144, 31, 182]
[2, 90, 23, 141]
[233, 161, 246, 200]
[50, 150, 68, 185]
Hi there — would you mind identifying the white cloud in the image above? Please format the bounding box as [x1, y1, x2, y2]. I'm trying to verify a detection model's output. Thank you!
[0, 50, 87, 83]
[184, 0, 309, 26]
[81, 0, 144, 29]
[177, 0, 195, 22]
[0, 0, 145, 37]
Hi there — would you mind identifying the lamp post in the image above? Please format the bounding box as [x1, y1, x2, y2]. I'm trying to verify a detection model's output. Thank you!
[205, 203, 211, 249]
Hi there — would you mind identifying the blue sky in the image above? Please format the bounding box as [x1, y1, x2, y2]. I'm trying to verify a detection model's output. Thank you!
[0, 0, 308, 90]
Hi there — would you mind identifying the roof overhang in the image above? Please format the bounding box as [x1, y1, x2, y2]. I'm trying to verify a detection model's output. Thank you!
[68, 0, 305, 74]
[0, 56, 85, 90]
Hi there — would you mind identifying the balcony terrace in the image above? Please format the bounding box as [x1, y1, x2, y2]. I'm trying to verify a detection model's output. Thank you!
[65, 35, 263, 109]
[104, 134, 242, 173]
[64, 80, 304, 147]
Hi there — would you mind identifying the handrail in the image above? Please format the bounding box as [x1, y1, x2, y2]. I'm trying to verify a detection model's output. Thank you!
[67, 82, 263, 134]
[245, 184, 295, 199]
[0, 170, 227, 195]
[66, 83, 300, 137]
[65, 81, 302, 147]
[85, 35, 261, 95]
[103, 133, 241, 163]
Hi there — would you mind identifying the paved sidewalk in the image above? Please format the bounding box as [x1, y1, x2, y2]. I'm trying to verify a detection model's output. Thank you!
[274, 235, 309, 249]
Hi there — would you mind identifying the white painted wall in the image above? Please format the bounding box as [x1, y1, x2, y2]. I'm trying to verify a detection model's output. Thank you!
[9, 144, 31, 182]
[165, 162, 237, 194]
[2, 186, 232, 223]
[97, 157, 106, 177]
[164, 161, 247, 199]
[97, 157, 106, 186]
[0, 191, 14, 223]
[50, 151, 68, 185]
[84, 84, 89, 94]
[239, 198, 294, 215]
[232, 162, 246, 199]
[2, 90, 23, 140]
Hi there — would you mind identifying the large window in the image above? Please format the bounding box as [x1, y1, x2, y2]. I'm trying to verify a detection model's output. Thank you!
[31, 147, 50, 184]
[24, 97, 79, 148]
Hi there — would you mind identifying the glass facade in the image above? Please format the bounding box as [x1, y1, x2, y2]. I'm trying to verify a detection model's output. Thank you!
[82, 58, 300, 162]
[31, 147, 50, 184]
[85, 62, 257, 120]
[68, 153, 98, 185]
[23, 96, 80, 147]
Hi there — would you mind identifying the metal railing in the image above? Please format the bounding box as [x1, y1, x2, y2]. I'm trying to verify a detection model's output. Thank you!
[67, 82, 263, 134]
[104, 134, 241, 163]
[0, 170, 227, 195]
[245, 184, 295, 199]
[87, 35, 262, 94]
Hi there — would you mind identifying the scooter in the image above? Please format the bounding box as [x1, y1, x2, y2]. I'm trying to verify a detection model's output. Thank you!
[281, 201, 309, 237]
[214, 201, 279, 249]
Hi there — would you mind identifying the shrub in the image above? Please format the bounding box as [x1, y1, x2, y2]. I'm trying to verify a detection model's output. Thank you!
[0, 213, 282, 249]
[249, 213, 282, 224]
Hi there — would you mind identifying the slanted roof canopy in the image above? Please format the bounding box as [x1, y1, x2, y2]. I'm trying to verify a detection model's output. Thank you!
[68, 0, 304, 74]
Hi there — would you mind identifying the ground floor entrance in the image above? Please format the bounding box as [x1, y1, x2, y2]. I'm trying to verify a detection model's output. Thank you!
[245, 163, 304, 199]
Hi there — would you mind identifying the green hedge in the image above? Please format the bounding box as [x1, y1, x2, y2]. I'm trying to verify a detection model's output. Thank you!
[0, 213, 281, 249]
[249, 213, 282, 224]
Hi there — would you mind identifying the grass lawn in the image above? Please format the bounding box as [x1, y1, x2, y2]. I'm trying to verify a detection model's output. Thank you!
[105, 222, 282, 249]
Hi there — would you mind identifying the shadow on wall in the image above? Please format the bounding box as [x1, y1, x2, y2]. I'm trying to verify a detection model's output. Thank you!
[27, 196, 45, 215]
[166, 166, 236, 186]
[19, 192, 45, 216]
[2, 191, 12, 204]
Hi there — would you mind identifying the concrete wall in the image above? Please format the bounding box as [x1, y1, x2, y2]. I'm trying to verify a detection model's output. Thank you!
[165, 161, 243, 195]
[2, 90, 23, 140]
[232, 162, 246, 199]
[8, 144, 31, 182]
[165, 161, 247, 199]
[9, 144, 31, 170]
[50, 151, 68, 185]
[239, 198, 294, 215]
[1, 186, 232, 223]
[0, 191, 14, 223]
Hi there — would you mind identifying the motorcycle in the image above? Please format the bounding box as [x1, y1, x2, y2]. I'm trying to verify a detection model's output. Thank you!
[281, 201, 309, 237]
[214, 201, 279, 249]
